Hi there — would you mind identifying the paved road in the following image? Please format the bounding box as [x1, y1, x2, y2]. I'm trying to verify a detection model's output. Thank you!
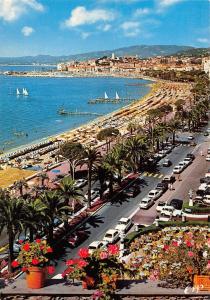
[53, 130, 210, 275]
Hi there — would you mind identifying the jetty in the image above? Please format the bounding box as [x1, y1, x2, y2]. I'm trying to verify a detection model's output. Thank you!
[57, 108, 102, 116]
[88, 91, 136, 104]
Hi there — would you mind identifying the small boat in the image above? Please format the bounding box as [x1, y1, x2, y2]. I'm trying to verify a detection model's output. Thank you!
[23, 88, 29, 96]
[104, 92, 109, 99]
[115, 92, 120, 100]
[16, 88, 20, 96]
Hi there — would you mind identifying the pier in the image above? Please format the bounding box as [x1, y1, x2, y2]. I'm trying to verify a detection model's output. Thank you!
[58, 109, 103, 116]
[88, 98, 136, 104]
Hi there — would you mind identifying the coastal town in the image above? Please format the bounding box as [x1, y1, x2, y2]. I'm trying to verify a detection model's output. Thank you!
[0, 0, 210, 298]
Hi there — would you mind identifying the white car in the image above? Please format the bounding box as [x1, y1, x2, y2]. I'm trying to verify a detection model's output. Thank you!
[74, 179, 87, 188]
[206, 155, 210, 161]
[115, 217, 132, 233]
[173, 165, 183, 174]
[88, 241, 107, 254]
[84, 190, 99, 200]
[155, 213, 172, 222]
[161, 205, 175, 216]
[178, 161, 188, 169]
[148, 189, 163, 200]
[139, 197, 154, 209]
[158, 150, 167, 158]
[103, 229, 119, 244]
[183, 157, 192, 165]
[156, 201, 166, 212]
[187, 135, 194, 140]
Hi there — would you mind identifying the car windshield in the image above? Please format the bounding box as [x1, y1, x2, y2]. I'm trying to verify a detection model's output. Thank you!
[141, 200, 149, 203]
[105, 234, 113, 238]
[158, 203, 165, 206]
[89, 246, 97, 250]
[119, 221, 127, 225]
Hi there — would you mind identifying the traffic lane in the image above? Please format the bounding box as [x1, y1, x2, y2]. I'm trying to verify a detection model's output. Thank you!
[54, 175, 160, 274]
[133, 142, 209, 225]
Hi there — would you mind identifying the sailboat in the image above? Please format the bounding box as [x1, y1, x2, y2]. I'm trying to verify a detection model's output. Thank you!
[16, 88, 20, 96]
[115, 92, 120, 100]
[23, 88, 29, 96]
[104, 92, 109, 99]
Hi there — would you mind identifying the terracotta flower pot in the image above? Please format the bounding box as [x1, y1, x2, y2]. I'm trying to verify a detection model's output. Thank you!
[26, 267, 46, 289]
[82, 275, 95, 289]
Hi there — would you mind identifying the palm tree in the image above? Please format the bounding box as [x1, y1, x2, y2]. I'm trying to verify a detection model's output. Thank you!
[0, 192, 26, 272]
[38, 172, 49, 187]
[24, 198, 47, 242]
[167, 119, 181, 144]
[13, 178, 28, 196]
[124, 135, 148, 173]
[108, 144, 126, 185]
[58, 177, 83, 212]
[97, 127, 120, 152]
[40, 190, 71, 244]
[82, 147, 101, 208]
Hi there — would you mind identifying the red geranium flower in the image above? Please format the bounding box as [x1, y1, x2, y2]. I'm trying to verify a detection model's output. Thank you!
[35, 239, 41, 244]
[11, 260, 19, 268]
[78, 259, 88, 268]
[108, 244, 119, 255]
[23, 243, 30, 251]
[47, 266, 55, 275]
[78, 247, 89, 258]
[186, 240, 193, 247]
[66, 259, 75, 266]
[32, 258, 40, 265]
[47, 247, 53, 253]
[188, 251, 194, 257]
[172, 241, 179, 247]
[22, 267, 28, 272]
[100, 251, 108, 260]
[163, 245, 169, 251]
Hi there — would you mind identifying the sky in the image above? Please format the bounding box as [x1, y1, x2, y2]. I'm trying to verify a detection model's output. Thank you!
[0, 0, 209, 57]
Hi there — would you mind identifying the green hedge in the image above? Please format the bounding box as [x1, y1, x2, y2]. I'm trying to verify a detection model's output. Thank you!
[125, 221, 210, 246]
[183, 203, 210, 214]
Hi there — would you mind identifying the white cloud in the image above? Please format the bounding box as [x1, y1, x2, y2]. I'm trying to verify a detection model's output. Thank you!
[64, 6, 115, 28]
[158, 0, 184, 8]
[134, 8, 151, 17]
[81, 32, 91, 39]
[121, 21, 140, 37]
[103, 24, 112, 31]
[21, 26, 34, 36]
[197, 38, 209, 43]
[0, 0, 44, 22]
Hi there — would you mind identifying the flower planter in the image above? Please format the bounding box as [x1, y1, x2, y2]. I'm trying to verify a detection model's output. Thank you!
[26, 267, 46, 289]
[82, 275, 95, 289]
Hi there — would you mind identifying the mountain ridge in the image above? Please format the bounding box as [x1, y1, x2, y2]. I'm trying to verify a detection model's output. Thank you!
[0, 45, 207, 65]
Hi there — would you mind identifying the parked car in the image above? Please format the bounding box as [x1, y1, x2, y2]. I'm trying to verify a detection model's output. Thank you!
[154, 213, 172, 222]
[68, 230, 89, 248]
[162, 159, 172, 167]
[183, 157, 193, 165]
[187, 135, 194, 140]
[124, 185, 140, 197]
[148, 189, 163, 200]
[178, 161, 188, 169]
[173, 165, 183, 174]
[103, 229, 119, 244]
[88, 241, 107, 254]
[206, 155, 210, 161]
[84, 190, 99, 201]
[162, 175, 176, 185]
[186, 153, 195, 160]
[207, 148, 210, 154]
[139, 197, 154, 209]
[161, 205, 175, 217]
[74, 179, 87, 188]
[200, 177, 210, 184]
[169, 199, 183, 216]
[156, 182, 168, 193]
[156, 201, 166, 212]
[115, 217, 132, 232]
[204, 131, 209, 136]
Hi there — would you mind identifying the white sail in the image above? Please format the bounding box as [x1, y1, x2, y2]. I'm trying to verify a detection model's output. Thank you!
[16, 88, 20, 95]
[23, 88, 29, 96]
[104, 92, 108, 99]
[115, 92, 120, 100]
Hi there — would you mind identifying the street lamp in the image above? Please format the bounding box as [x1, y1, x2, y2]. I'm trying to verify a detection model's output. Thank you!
[188, 189, 194, 207]
[119, 232, 126, 258]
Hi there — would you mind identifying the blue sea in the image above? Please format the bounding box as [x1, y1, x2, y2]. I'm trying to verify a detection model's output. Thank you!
[0, 66, 151, 151]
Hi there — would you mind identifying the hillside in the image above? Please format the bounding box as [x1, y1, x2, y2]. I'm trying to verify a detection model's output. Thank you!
[172, 47, 210, 57]
[0, 45, 195, 65]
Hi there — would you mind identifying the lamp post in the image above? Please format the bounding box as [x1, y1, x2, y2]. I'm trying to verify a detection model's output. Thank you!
[119, 232, 125, 258]
[188, 189, 194, 207]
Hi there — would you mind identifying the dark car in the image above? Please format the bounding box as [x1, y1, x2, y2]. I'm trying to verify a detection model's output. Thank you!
[204, 131, 209, 136]
[169, 199, 183, 210]
[200, 177, 210, 184]
[186, 153, 195, 160]
[156, 182, 168, 193]
[124, 185, 140, 197]
[162, 159, 172, 167]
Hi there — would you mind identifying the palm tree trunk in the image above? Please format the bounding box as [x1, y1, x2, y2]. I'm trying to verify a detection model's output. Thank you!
[87, 166, 92, 208]
[172, 131, 176, 145]
[48, 223, 54, 245]
[29, 227, 34, 242]
[109, 175, 113, 195]
[8, 231, 14, 273]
